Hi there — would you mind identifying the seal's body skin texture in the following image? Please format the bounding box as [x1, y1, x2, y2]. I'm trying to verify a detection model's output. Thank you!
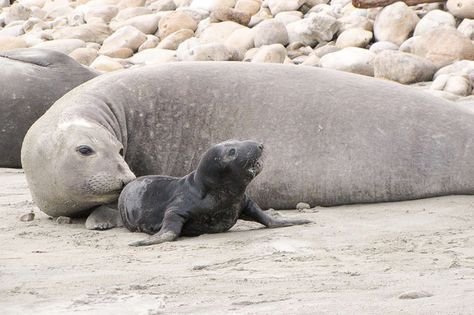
[0, 48, 98, 167]
[119, 140, 310, 246]
[22, 62, 474, 217]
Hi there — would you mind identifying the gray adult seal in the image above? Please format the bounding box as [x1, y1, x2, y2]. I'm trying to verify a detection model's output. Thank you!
[22, 62, 474, 228]
[0, 48, 98, 168]
[119, 140, 311, 246]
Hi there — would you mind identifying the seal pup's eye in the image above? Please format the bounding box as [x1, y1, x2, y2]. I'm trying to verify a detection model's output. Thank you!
[76, 145, 94, 156]
[228, 148, 236, 156]
[119, 148, 124, 156]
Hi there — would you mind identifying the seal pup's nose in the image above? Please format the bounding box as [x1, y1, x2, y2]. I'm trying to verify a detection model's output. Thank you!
[258, 143, 264, 151]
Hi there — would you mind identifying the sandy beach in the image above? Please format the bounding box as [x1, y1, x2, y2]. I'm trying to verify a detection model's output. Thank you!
[0, 167, 473, 314]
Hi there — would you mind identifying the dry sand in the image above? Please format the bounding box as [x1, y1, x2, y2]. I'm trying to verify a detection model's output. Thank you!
[0, 167, 473, 314]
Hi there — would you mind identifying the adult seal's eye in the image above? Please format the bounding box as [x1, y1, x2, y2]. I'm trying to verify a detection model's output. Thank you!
[76, 145, 94, 156]
[228, 148, 236, 156]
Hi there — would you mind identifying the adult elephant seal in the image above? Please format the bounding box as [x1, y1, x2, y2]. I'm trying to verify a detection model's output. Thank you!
[22, 62, 474, 229]
[0, 48, 98, 168]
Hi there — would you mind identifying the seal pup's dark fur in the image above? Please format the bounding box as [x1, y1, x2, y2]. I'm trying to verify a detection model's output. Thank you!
[119, 140, 311, 246]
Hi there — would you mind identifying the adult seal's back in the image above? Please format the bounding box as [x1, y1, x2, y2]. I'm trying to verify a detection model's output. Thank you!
[21, 62, 474, 227]
[0, 48, 98, 167]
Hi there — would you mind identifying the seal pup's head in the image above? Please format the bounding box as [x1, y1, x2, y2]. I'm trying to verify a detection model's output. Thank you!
[22, 118, 136, 217]
[195, 140, 264, 192]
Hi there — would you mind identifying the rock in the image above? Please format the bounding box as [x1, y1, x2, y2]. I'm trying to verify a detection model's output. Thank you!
[158, 11, 197, 39]
[286, 12, 339, 46]
[414, 10, 456, 36]
[320, 47, 374, 76]
[248, 7, 272, 28]
[56, 216, 72, 224]
[296, 202, 311, 210]
[69, 47, 98, 66]
[178, 41, 232, 61]
[157, 29, 194, 50]
[373, 2, 419, 46]
[90, 55, 124, 72]
[374, 50, 436, 84]
[190, 0, 235, 11]
[99, 25, 147, 56]
[301, 53, 320, 66]
[211, 7, 251, 26]
[287, 42, 312, 58]
[274, 11, 303, 26]
[337, 15, 373, 35]
[0, 24, 25, 37]
[268, 0, 305, 15]
[148, 0, 176, 11]
[4, 3, 32, 25]
[111, 13, 161, 34]
[235, 0, 260, 16]
[199, 21, 245, 44]
[447, 0, 474, 19]
[335, 28, 372, 49]
[431, 74, 472, 96]
[398, 291, 433, 299]
[114, 7, 152, 22]
[138, 34, 160, 51]
[176, 7, 210, 23]
[128, 47, 176, 64]
[33, 38, 86, 54]
[435, 60, 474, 81]
[52, 23, 110, 44]
[313, 44, 339, 57]
[254, 19, 288, 48]
[119, 0, 146, 8]
[369, 41, 398, 54]
[225, 27, 255, 50]
[405, 28, 474, 67]
[0, 36, 28, 51]
[19, 212, 35, 222]
[251, 43, 287, 63]
[458, 19, 474, 40]
[84, 5, 119, 24]
[46, 5, 74, 20]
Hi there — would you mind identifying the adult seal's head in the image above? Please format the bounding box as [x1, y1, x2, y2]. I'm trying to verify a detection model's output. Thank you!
[195, 140, 264, 191]
[0, 48, 98, 168]
[22, 117, 136, 218]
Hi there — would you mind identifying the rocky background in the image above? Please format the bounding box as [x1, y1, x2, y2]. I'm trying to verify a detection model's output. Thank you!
[1, 0, 474, 102]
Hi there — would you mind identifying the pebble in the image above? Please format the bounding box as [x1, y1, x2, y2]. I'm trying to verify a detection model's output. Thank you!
[99, 25, 146, 56]
[373, 1, 419, 46]
[296, 202, 311, 210]
[210, 6, 251, 26]
[253, 19, 288, 48]
[157, 29, 194, 50]
[56, 216, 72, 224]
[225, 27, 255, 50]
[90, 55, 124, 72]
[267, 0, 305, 15]
[405, 28, 474, 67]
[320, 47, 375, 76]
[458, 19, 474, 40]
[198, 21, 245, 44]
[128, 47, 177, 64]
[335, 28, 372, 49]
[447, 0, 474, 19]
[69, 47, 98, 66]
[286, 12, 339, 46]
[398, 291, 433, 299]
[19, 212, 35, 222]
[369, 41, 398, 54]
[0, 36, 28, 51]
[33, 38, 86, 54]
[158, 11, 197, 39]
[251, 43, 287, 63]
[413, 10, 456, 36]
[374, 50, 436, 84]
[178, 41, 231, 61]
[431, 74, 472, 96]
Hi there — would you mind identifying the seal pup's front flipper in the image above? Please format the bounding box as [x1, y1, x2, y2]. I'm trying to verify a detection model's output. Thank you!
[129, 211, 186, 247]
[240, 196, 312, 228]
[85, 203, 123, 230]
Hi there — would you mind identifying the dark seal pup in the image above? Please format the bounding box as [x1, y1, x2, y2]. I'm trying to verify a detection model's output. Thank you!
[0, 48, 98, 168]
[119, 140, 311, 246]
